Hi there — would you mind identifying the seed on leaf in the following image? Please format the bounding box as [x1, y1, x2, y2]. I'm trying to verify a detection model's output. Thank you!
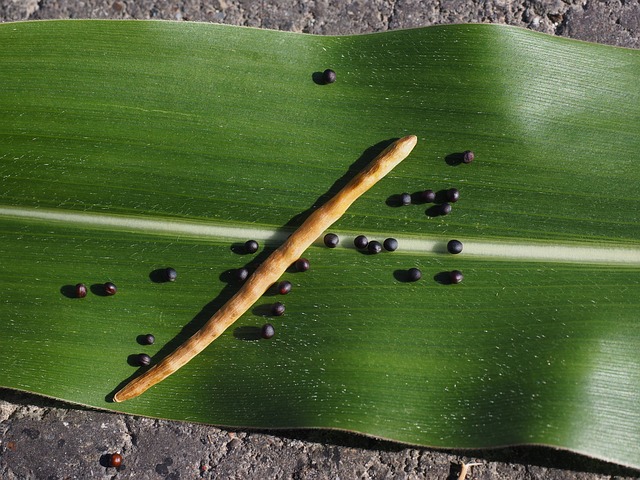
[322, 68, 336, 84]
[244, 240, 259, 254]
[261, 323, 275, 339]
[447, 240, 463, 254]
[463, 150, 475, 163]
[383, 238, 398, 251]
[75, 283, 87, 298]
[354, 235, 369, 249]
[368, 240, 382, 254]
[164, 267, 177, 282]
[408, 268, 422, 281]
[446, 188, 460, 203]
[271, 302, 285, 316]
[137, 353, 151, 367]
[277, 280, 292, 295]
[420, 189, 435, 203]
[142, 334, 155, 345]
[108, 453, 123, 468]
[104, 282, 117, 296]
[450, 270, 464, 284]
[324, 233, 339, 248]
[295, 258, 310, 272]
[439, 203, 452, 216]
[400, 192, 412, 205]
[236, 267, 249, 282]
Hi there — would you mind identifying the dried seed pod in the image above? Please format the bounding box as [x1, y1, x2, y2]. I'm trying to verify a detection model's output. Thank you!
[104, 282, 117, 296]
[137, 353, 151, 367]
[324, 233, 339, 248]
[383, 238, 398, 252]
[244, 240, 259, 254]
[295, 258, 310, 272]
[368, 240, 382, 254]
[277, 280, 292, 295]
[447, 240, 463, 254]
[408, 268, 422, 281]
[322, 69, 336, 84]
[354, 235, 369, 249]
[108, 453, 123, 468]
[164, 267, 177, 282]
[446, 188, 460, 203]
[261, 323, 275, 339]
[271, 302, 285, 316]
[75, 283, 87, 298]
[450, 270, 464, 284]
[463, 150, 475, 163]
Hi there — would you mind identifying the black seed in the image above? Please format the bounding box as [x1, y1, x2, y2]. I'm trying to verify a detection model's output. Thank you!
[104, 282, 117, 296]
[407, 268, 422, 281]
[400, 192, 412, 205]
[383, 238, 398, 251]
[164, 267, 177, 282]
[137, 353, 151, 367]
[295, 258, 310, 272]
[109, 453, 123, 468]
[446, 188, 460, 203]
[354, 235, 369, 249]
[75, 283, 87, 298]
[450, 270, 464, 284]
[420, 189, 435, 203]
[324, 233, 339, 248]
[439, 203, 452, 216]
[142, 334, 155, 345]
[277, 280, 292, 295]
[235, 267, 249, 282]
[244, 240, 259, 254]
[368, 240, 382, 254]
[322, 68, 336, 84]
[447, 239, 463, 254]
[271, 302, 285, 316]
[261, 323, 275, 339]
[463, 150, 475, 163]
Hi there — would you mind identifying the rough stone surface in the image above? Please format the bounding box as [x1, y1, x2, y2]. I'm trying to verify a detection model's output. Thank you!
[1, 1, 640, 479]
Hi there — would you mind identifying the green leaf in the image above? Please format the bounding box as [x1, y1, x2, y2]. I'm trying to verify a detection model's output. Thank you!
[1, 20, 639, 469]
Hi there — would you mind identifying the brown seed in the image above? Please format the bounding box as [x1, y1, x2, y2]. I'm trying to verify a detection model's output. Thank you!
[75, 283, 87, 298]
[271, 302, 285, 316]
[109, 453, 123, 468]
[137, 353, 151, 367]
[463, 150, 475, 163]
[294, 258, 310, 272]
[277, 280, 292, 295]
[450, 270, 464, 284]
[104, 282, 117, 296]
[261, 323, 275, 339]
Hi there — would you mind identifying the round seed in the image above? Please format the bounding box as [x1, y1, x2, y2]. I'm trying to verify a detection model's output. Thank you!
[439, 203, 452, 216]
[277, 280, 292, 295]
[400, 192, 412, 205]
[261, 323, 275, 339]
[354, 235, 369, 249]
[446, 188, 460, 203]
[450, 270, 464, 284]
[244, 240, 259, 254]
[447, 239, 463, 254]
[463, 150, 475, 163]
[368, 240, 382, 254]
[295, 258, 310, 272]
[322, 68, 336, 84]
[142, 334, 155, 345]
[383, 238, 398, 252]
[104, 282, 117, 296]
[407, 268, 422, 281]
[75, 283, 87, 298]
[137, 353, 151, 367]
[271, 302, 285, 316]
[235, 267, 249, 282]
[324, 233, 339, 248]
[420, 189, 435, 203]
[108, 453, 123, 468]
[164, 267, 177, 282]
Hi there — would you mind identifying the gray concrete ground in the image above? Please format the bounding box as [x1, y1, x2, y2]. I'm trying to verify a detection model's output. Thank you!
[1, 1, 639, 479]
